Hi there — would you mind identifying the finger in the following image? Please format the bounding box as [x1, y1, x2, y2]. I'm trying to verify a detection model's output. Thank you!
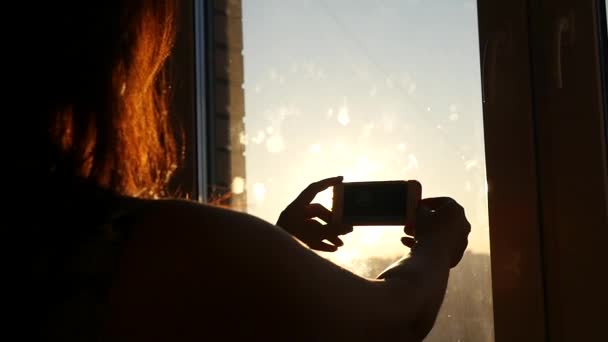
[415, 205, 434, 222]
[305, 203, 333, 223]
[310, 241, 339, 252]
[325, 235, 344, 247]
[405, 214, 417, 235]
[294, 176, 343, 205]
[404, 224, 415, 236]
[419, 197, 454, 209]
[420, 197, 464, 213]
[401, 236, 416, 248]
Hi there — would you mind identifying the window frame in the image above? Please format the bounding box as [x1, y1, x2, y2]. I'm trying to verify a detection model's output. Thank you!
[476, 0, 548, 339]
[525, 0, 608, 340]
[194, 0, 210, 202]
[598, 0, 608, 142]
[186, 0, 608, 341]
[193, 0, 247, 207]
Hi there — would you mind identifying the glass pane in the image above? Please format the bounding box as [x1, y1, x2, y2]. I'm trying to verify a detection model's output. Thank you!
[240, 0, 493, 340]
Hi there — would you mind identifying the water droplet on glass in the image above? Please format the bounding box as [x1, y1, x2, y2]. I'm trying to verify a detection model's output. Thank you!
[266, 135, 284, 153]
[308, 143, 322, 154]
[253, 183, 266, 203]
[338, 105, 350, 126]
[232, 177, 245, 195]
[408, 83, 417, 95]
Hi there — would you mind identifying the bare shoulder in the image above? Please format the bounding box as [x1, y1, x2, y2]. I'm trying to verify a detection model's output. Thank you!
[119, 197, 295, 251]
[106, 198, 296, 338]
[123, 196, 268, 228]
[117, 197, 362, 284]
[106, 197, 392, 341]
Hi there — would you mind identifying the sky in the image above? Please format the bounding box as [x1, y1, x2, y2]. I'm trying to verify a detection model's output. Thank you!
[240, 0, 490, 272]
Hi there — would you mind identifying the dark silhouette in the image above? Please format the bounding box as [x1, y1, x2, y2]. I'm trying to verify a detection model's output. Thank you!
[352, 252, 494, 341]
[20, 1, 471, 341]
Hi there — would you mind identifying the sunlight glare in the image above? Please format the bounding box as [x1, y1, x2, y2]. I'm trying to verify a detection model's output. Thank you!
[406, 154, 419, 170]
[337, 104, 350, 126]
[358, 227, 386, 245]
[266, 135, 284, 153]
[308, 143, 322, 154]
[252, 131, 265, 144]
[332, 248, 360, 266]
[253, 183, 266, 203]
[465, 159, 479, 170]
[313, 188, 333, 210]
[232, 177, 245, 195]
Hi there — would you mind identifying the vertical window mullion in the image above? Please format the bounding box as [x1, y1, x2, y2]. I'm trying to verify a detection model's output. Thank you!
[194, 0, 210, 202]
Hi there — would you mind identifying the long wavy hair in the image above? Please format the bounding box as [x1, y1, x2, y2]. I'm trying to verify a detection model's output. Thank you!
[27, 0, 179, 199]
[17, 3, 180, 337]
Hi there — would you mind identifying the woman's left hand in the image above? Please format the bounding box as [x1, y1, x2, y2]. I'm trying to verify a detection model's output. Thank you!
[277, 176, 353, 252]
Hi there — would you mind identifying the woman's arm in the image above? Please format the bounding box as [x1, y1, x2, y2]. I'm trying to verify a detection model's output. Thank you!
[106, 197, 467, 341]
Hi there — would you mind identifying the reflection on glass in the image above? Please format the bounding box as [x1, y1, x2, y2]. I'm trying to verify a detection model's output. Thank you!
[241, 0, 493, 340]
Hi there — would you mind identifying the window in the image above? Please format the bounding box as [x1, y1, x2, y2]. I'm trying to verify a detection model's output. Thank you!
[203, 1, 494, 340]
[190, 0, 608, 340]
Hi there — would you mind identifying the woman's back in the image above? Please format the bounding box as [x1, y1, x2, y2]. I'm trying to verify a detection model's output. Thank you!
[28, 189, 337, 341]
[30, 192, 453, 341]
[102, 198, 363, 341]
[26, 180, 131, 341]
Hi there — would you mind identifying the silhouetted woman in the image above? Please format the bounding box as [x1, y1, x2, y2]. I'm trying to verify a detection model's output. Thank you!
[20, 1, 470, 341]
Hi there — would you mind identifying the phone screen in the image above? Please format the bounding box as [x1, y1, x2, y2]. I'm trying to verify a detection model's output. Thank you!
[343, 182, 408, 224]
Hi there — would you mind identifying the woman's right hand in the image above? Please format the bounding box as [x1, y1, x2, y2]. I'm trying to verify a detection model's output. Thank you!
[277, 176, 353, 252]
[403, 197, 471, 268]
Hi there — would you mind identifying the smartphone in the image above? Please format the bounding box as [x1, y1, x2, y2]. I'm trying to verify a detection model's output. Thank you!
[332, 180, 421, 226]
